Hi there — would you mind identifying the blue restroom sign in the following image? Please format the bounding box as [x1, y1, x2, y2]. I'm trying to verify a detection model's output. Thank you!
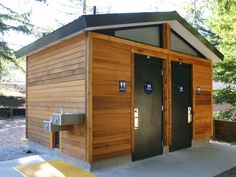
[178, 84, 184, 95]
[144, 81, 153, 94]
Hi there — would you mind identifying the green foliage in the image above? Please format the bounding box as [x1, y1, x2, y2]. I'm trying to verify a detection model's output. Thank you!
[0, 95, 25, 107]
[208, 0, 236, 97]
[207, 0, 236, 58]
[184, 0, 219, 45]
[207, 0, 236, 120]
[214, 107, 236, 121]
[214, 88, 236, 106]
[184, 0, 236, 121]
[0, 3, 33, 75]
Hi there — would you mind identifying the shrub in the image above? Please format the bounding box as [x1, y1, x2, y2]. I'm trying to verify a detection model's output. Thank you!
[214, 107, 236, 122]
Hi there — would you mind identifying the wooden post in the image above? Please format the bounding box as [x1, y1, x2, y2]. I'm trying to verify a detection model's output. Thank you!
[50, 132, 55, 149]
[192, 65, 196, 140]
[86, 32, 93, 162]
[162, 23, 171, 49]
[162, 23, 172, 146]
[210, 61, 214, 137]
[25, 56, 28, 139]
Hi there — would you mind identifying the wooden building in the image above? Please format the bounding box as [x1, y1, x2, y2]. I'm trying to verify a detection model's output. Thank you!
[16, 11, 223, 169]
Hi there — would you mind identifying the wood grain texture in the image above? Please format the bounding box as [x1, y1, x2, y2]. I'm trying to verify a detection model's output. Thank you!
[92, 37, 132, 160]
[26, 29, 213, 162]
[192, 61, 213, 139]
[26, 56, 29, 139]
[27, 33, 87, 160]
[86, 33, 93, 162]
[163, 23, 171, 49]
[91, 32, 213, 149]
[162, 24, 172, 146]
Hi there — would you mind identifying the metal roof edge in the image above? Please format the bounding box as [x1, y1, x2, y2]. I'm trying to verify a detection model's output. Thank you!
[174, 13, 224, 61]
[15, 11, 224, 61]
[15, 16, 87, 58]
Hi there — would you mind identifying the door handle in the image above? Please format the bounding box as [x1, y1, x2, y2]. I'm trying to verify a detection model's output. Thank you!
[134, 108, 139, 129]
[188, 107, 192, 123]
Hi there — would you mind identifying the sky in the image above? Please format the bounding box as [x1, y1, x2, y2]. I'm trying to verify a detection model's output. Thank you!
[0, 0, 188, 50]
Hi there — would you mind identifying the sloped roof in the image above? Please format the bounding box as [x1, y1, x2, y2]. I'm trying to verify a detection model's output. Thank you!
[15, 11, 223, 62]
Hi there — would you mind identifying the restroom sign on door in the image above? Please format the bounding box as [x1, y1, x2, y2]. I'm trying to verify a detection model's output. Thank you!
[178, 84, 184, 95]
[144, 80, 153, 94]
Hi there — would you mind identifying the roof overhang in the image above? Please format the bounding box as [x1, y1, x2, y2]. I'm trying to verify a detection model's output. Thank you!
[15, 11, 223, 62]
[168, 21, 222, 63]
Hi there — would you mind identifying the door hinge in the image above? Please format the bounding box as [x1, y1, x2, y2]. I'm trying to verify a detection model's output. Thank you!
[161, 105, 164, 111]
[161, 69, 164, 76]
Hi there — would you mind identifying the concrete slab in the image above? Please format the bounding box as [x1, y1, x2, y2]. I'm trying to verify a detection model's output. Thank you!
[1, 142, 236, 177]
[94, 142, 236, 177]
[0, 154, 54, 177]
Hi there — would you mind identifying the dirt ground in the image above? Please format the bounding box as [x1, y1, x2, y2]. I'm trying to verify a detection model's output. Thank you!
[0, 117, 37, 161]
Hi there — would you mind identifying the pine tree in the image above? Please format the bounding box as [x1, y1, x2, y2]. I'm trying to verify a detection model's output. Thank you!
[207, 0, 236, 120]
[0, 3, 33, 75]
[184, 0, 219, 45]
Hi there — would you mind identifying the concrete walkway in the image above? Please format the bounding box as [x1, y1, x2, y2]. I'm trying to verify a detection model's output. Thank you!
[0, 154, 54, 177]
[1, 142, 236, 177]
[95, 142, 236, 177]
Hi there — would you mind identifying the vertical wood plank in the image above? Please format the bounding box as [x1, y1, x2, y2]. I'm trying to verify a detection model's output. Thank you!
[162, 23, 171, 49]
[50, 132, 54, 149]
[26, 56, 29, 139]
[86, 32, 93, 162]
[210, 61, 214, 137]
[162, 23, 172, 146]
[163, 59, 168, 145]
[60, 131, 63, 152]
[192, 65, 196, 139]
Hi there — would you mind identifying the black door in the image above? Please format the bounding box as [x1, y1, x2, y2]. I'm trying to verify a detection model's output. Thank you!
[170, 61, 192, 152]
[133, 54, 163, 161]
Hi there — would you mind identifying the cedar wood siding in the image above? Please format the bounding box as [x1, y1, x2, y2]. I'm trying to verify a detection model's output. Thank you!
[26, 29, 213, 162]
[92, 37, 132, 160]
[27, 33, 87, 160]
[193, 62, 213, 139]
[90, 32, 213, 160]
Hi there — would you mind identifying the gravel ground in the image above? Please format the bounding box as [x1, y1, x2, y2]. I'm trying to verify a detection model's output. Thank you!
[0, 117, 37, 161]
